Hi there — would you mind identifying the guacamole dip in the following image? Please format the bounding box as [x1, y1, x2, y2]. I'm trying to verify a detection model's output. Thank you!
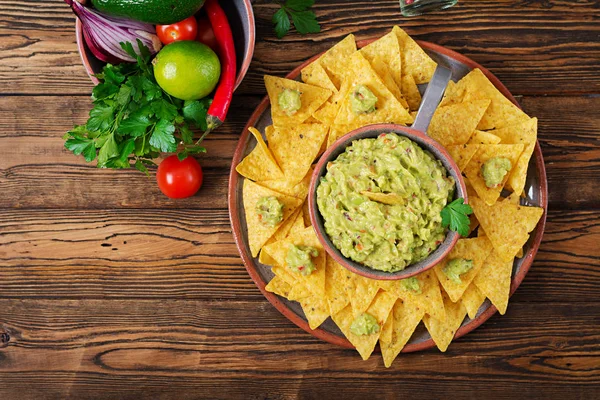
[350, 313, 380, 336]
[443, 258, 473, 284]
[256, 196, 284, 227]
[317, 133, 455, 272]
[481, 157, 511, 188]
[286, 244, 318, 276]
[278, 88, 301, 115]
[351, 85, 377, 114]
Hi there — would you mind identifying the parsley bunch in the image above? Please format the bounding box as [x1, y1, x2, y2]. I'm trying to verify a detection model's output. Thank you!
[441, 198, 473, 237]
[272, 0, 321, 39]
[64, 40, 209, 175]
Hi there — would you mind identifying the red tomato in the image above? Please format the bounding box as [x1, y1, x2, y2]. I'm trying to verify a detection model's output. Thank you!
[156, 16, 198, 45]
[156, 155, 203, 199]
[196, 15, 218, 52]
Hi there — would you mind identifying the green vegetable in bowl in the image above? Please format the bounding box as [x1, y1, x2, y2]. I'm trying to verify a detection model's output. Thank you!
[64, 40, 210, 174]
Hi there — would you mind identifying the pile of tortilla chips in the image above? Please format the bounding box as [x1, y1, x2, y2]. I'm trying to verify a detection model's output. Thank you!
[235, 27, 544, 367]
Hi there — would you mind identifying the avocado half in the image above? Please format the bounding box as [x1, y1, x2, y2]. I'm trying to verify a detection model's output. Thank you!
[91, 0, 206, 25]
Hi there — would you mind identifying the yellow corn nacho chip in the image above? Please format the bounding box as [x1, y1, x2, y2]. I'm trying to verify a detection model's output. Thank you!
[272, 264, 297, 286]
[243, 180, 303, 257]
[423, 292, 467, 352]
[393, 26, 437, 84]
[264, 75, 332, 128]
[300, 295, 330, 330]
[474, 249, 513, 315]
[260, 165, 314, 200]
[470, 197, 544, 262]
[503, 191, 521, 205]
[261, 226, 326, 297]
[386, 271, 446, 322]
[265, 207, 302, 247]
[266, 123, 328, 183]
[258, 248, 277, 266]
[447, 144, 480, 172]
[349, 274, 381, 317]
[361, 191, 405, 205]
[316, 34, 357, 89]
[325, 256, 351, 315]
[468, 130, 502, 145]
[265, 276, 293, 298]
[401, 72, 422, 111]
[428, 99, 491, 147]
[288, 282, 313, 301]
[333, 52, 413, 130]
[464, 144, 525, 205]
[360, 30, 403, 89]
[288, 207, 305, 235]
[369, 55, 408, 109]
[380, 299, 426, 367]
[488, 117, 538, 196]
[458, 68, 530, 130]
[333, 291, 397, 360]
[301, 61, 338, 94]
[434, 236, 494, 303]
[439, 80, 464, 107]
[236, 127, 284, 181]
[461, 284, 486, 320]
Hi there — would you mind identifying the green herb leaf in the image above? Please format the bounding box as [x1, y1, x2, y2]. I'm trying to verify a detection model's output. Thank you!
[273, 0, 320, 38]
[97, 133, 120, 167]
[441, 198, 473, 237]
[182, 100, 208, 128]
[152, 98, 179, 121]
[286, 0, 314, 11]
[86, 104, 115, 133]
[179, 124, 194, 145]
[65, 137, 97, 162]
[117, 112, 151, 137]
[273, 7, 291, 39]
[134, 159, 150, 176]
[150, 119, 177, 153]
[289, 10, 321, 35]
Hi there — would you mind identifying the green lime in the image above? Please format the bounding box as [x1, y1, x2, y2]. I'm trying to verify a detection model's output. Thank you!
[153, 41, 221, 101]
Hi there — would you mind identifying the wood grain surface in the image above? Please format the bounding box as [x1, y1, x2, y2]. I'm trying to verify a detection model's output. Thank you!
[0, 0, 599, 398]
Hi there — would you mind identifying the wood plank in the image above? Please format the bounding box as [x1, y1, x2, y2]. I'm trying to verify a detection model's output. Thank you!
[1, 95, 598, 209]
[0, 299, 597, 399]
[0, 209, 597, 302]
[0, 1, 598, 95]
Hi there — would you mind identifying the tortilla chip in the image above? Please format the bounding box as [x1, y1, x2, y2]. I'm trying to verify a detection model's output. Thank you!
[327, 126, 350, 149]
[423, 292, 467, 352]
[260, 165, 314, 200]
[302, 200, 311, 227]
[265, 207, 302, 247]
[468, 130, 502, 145]
[447, 144, 480, 172]
[360, 30, 403, 89]
[401, 72, 422, 111]
[393, 26, 437, 84]
[266, 123, 328, 183]
[468, 213, 480, 236]
[439, 80, 464, 107]
[464, 144, 525, 205]
[458, 68, 530, 130]
[325, 256, 351, 315]
[380, 299, 426, 367]
[428, 99, 491, 147]
[261, 226, 326, 297]
[470, 197, 544, 262]
[301, 61, 338, 94]
[316, 34, 357, 90]
[488, 118, 538, 196]
[386, 271, 446, 322]
[434, 236, 494, 303]
[288, 282, 313, 301]
[288, 208, 305, 235]
[258, 248, 277, 266]
[272, 264, 298, 286]
[236, 127, 284, 181]
[350, 274, 381, 317]
[300, 295, 330, 330]
[264, 75, 332, 128]
[334, 52, 413, 130]
[243, 180, 303, 257]
[461, 284, 486, 320]
[265, 276, 293, 298]
[473, 249, 513, 315]
[332, 291, 397, 360]
[361, 191, 405, 205]
[503, 191, 521, 205]
[369, 55, 408, 109]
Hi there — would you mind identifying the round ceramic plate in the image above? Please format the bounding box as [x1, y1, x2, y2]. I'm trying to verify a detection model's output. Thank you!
[229, 39, 548, 352]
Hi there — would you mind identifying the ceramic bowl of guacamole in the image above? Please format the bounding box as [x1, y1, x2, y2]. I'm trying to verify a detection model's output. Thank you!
[309, 123, 468, 280]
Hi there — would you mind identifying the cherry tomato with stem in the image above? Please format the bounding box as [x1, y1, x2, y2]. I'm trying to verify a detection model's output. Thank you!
[156, 155, 203, 199]
[196, 15, 218, 52]
[156, 16, 198, 45]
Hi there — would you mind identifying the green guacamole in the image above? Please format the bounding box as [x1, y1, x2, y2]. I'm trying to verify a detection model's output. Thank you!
[401, 277, 421, 294]
[286, 244, 318, 276]
[256, 196, 284, 227]
[278, 88, 301, 115]
[481, 157, 511, 188]
[443, 258, 473, 284]
[350, 313, 380, 336]
[351, 85, 377, 114]
[317, 133, 455, 272]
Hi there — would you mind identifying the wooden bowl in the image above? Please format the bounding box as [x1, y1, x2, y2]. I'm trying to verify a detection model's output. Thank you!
[75, 0, 255, 91]
[308, 123, 468, 280]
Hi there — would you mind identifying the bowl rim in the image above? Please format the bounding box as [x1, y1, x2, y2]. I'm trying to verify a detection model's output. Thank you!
[228, 38, 548, 353]
[74, 0, 255, 91]
[308, 123, 467, 280]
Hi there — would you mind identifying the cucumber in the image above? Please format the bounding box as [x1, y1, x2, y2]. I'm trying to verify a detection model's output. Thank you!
[91, 0, 206, 25]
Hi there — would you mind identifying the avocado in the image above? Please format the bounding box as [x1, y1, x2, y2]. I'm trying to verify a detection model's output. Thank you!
[91, 0, 206, 25]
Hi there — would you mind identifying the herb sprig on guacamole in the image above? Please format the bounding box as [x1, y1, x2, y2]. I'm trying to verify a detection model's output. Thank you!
[441, 198, 473, 237]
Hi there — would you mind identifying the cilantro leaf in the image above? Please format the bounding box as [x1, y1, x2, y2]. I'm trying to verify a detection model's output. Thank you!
[290, 10, 321, 35]
[117, 112, 151, 137]
[179, 124, 194, 145]
[273, 8, 291, 39]
[273, 0, 320, 39]
[97, 133, 120, 167]
[65, 137, 96, 162]
[134, 159, 150, 176]
[286, 0, 314, 11]
[152, 98, 179, 121]
[86, 104, 115, 132]
[182, 100, 209, 131]
[441, 198, 473, 237]
[150, 119, 177, 152]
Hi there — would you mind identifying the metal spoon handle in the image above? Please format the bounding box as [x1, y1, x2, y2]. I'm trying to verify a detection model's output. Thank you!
[411, 65, 452, 133]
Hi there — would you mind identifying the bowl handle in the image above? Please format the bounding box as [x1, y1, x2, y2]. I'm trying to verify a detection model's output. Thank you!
[412, 65, 452, 133]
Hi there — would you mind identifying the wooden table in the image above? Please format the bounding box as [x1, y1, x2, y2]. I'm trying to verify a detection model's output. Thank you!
[1, 0, 599, 398]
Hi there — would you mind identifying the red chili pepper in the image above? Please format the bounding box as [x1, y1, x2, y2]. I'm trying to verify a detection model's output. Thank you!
[204, 0, 236, 133]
